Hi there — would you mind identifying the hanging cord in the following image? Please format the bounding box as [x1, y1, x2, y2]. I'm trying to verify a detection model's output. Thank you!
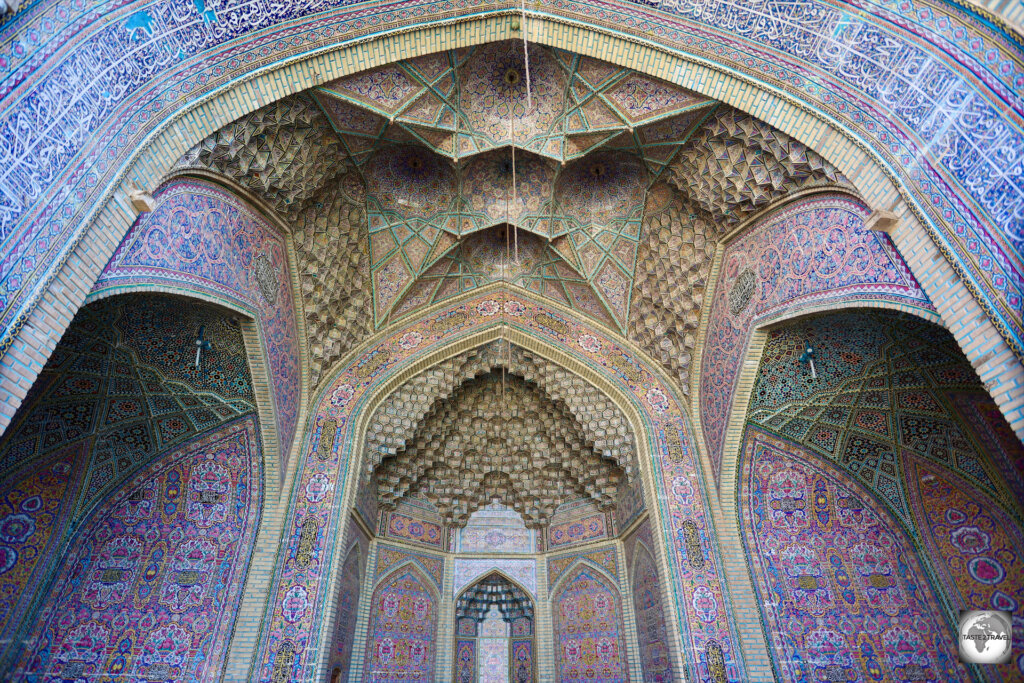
[511, 118, 519, 263]
[521, 0, 532, 111]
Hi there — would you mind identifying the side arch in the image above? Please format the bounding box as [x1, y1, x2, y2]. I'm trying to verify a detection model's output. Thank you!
[85, 177, 305, 485]
[361, 562, 441, 682]
[549, 555, 621, 595]
[726, 306, 1024, 679]
[4, 8, 1022, 461]
[713, 302, 946, 513]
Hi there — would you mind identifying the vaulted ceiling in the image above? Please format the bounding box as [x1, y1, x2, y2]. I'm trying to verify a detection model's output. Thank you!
[374, 371, 625, 528]
[173, 40, 850, 392]
[365, 341, 635, 529]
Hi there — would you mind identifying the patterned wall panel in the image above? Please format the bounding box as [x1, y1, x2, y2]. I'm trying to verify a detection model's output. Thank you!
[455, 505, 536, 554]
[13, 416, 263, 681]
[700, 193, 934, 481]
[373, 544, 445, 593]
[91, 179, 300, 473]
[363, 566, 439, 682]
[512, 638, 532, 683]
[906, 456, 1024, 680]
[325, 518, 369, 682]
[548, 547, 619, 589]
[453, 558, 537, 599]
[381, 511, 444, 549]
[552, 564, 630, 683]
[0, 441, 87, 652]
[625, 520, 673, 683]
[614, 475, 646, 533]
[740, 427, 967, 682]
[455, 639, 475, 683]
[548, 512, 609, 548]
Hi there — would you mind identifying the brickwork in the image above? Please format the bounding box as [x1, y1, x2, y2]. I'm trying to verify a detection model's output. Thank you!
[1, 10, 1022, 682]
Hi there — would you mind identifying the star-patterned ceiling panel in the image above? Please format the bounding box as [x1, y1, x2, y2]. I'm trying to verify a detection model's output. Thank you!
[310, 44, 721, 331]
[176, 45, 864, 374]
[316, 41, 714, 164]
[390, 226, 617, 327]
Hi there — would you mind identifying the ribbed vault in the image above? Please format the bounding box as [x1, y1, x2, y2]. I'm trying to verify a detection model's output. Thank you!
[173, 41, 857, 393]
[373, 370, 625, 528]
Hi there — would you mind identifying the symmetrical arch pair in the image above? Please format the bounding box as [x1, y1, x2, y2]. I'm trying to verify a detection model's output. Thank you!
[3, 6, 1021, 459]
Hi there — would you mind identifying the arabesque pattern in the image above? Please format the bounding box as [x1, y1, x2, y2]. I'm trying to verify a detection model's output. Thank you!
[552, 565, 629, 683]
[13, 416, 263, 682]
[363, 567, 438, 682]
[740, 427, 967, 682]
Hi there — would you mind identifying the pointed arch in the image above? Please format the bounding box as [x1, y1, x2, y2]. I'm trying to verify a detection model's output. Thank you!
[550, 558, 630, 683]
[453, 570, 537, 683]
[325, 540, 365, 683]
[363, 561, 440, 682]
[259, 288, 742, 679]
[548, 555, 621, 598]
[85, 177, 306, 489]
[453, 569, 537, 610]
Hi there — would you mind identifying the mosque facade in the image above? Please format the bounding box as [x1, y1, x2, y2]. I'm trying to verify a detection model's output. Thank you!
[0, 0, 1021, 681]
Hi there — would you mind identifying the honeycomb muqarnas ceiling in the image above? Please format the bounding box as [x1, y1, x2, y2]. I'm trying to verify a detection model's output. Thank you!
[176, 40, 848, 390]
[365, 341, 635, 528]
[374, 371, 624, 529]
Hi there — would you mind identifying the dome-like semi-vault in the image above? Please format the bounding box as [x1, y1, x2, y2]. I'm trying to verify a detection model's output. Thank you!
[0, 9, 1022, 683]
[175, 40, 850, 393]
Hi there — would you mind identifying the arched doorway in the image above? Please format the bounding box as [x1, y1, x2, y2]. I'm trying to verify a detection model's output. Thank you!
[735, 308, 1024, 680]
[0, 292, 267, 678]
[454, 572, 535, 683]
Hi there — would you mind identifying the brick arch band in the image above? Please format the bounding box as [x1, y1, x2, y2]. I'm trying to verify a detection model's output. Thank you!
[2, 7, 1021, 452]
[243, 286, 747, 681]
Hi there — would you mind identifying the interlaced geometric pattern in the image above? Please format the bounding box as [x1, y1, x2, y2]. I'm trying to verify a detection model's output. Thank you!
[0, 295, 255, 514]
[172, 45, 864, 381]
[747, 310, 1024, 525]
